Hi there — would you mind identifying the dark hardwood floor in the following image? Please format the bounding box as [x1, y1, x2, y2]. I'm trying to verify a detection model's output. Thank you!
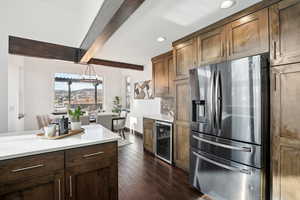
[118, 133, 202, 200]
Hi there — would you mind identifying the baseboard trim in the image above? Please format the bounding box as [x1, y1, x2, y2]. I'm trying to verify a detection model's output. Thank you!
[124, 127, 143, 138]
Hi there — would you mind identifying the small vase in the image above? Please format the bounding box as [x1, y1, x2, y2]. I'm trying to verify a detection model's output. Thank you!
[71, 122, 81, 131]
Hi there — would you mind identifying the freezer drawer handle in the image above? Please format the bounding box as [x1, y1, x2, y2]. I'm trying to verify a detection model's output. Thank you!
[192, 135, 252, 152]
[192, 151, 251, 175]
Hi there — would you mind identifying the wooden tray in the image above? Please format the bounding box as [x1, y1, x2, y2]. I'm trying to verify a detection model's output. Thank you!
[37, 128, 85, 140]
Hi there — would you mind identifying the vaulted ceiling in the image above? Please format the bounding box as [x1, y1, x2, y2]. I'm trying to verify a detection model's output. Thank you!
[95, 0, 262, 65]
[2, 0, 104, 47]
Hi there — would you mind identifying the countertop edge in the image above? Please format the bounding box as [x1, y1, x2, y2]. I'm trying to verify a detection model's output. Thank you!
[0, 137, 119, 161]
[143, 115, 174, 123]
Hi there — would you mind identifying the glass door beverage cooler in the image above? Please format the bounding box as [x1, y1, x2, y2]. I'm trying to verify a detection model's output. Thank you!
[155, 121, 173, 164]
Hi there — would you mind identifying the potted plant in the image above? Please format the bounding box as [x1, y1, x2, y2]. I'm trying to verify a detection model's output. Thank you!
[68, 106, 84, 130]
[112, 96, 122, 114]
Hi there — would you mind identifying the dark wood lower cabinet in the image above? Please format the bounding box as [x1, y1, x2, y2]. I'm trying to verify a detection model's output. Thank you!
[0, 172, 64, 200]
[0, 142, 118, 200]
[65, 155, 118, 200]
[143, 118, 155, 154]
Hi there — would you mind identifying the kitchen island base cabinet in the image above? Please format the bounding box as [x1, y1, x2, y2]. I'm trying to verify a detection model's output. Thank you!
[0, 142, 118, 200]
[0, 173, 64, 200]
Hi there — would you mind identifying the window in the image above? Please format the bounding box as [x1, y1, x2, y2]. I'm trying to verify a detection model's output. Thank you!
[125, 76, 131, 110]
[54, 73, 103, 112]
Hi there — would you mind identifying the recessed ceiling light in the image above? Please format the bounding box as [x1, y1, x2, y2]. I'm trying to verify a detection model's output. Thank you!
[220, 0, 236, 9]
[157, 37, 166, 42]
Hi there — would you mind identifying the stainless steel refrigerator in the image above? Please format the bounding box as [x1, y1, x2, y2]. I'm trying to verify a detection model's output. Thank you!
[189, 54, 270, 200]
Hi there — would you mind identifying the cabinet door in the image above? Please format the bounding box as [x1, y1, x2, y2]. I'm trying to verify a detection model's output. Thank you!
[153, 58, 169, 97]
[175, 79, 191, 122]
[174, 121, 190, 172]
[270, 1, 300, 66]
[174, 79, 191, 172]
[227, 8, 269, 60]
[167, 54, 175, 97]
[271, 64, 300, 200]
[173, 38, 197, 80]
[143, 118, 154, 153]
[0, 173, 64, 200]
[66, 154, 117, 200]
[198, 26, 226, 65]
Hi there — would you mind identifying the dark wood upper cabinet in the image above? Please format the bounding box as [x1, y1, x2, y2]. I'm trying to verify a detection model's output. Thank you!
[152, 51, 174, 97]
[175, 79, 190, 122]
[173, 38, 197, 80]
[143, 118, 155, 153]
[270, 0, 300, 66]
[227, 8, 269, 60]
[197, 26, 226, 65]
[271, 64, 300, 200]
[153, 57, 168, 96]
[167, 54, 175, 96]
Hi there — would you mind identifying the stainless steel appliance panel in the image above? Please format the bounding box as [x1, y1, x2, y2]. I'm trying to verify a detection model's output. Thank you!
[190, 55, 269, 145]
[190, 65, 215, 134]
[191, 131, 262, 168]
[190, 148, 264, 200]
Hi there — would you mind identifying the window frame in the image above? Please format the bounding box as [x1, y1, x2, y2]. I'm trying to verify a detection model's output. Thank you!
[54, 73, 104, 110]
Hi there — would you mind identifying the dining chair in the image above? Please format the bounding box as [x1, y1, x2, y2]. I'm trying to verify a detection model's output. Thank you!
[112, 110, 128, 139]
[80, 116, 90, 126]
[36, 115, 52, 130]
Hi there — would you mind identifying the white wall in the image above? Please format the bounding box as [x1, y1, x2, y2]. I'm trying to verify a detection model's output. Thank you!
[8, 55, 161, 133]
[0, 35, 8, 133]
[0, 0, 105, 133]
[8, 55, 25, 132]
[22, 57, 124, 131]
[121, 61, 161, 134]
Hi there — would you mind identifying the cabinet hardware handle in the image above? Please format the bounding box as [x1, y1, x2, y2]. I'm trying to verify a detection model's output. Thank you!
[11, 164, 44, 173]
[58, 179, 61, 200]
[69, 176, 72, 198]
[274, 73, 277, 91]
[82, 151, 104, 158]
[273, 41, 277, 60]
[222, 43, 225, 57]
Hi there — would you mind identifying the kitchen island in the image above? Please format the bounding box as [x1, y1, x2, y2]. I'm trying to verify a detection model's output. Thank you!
[0, 124, 120, 200]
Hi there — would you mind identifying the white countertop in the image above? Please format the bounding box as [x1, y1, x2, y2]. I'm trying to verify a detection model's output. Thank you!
[0, 125, 120, 161]
[143, 114, 174, 123]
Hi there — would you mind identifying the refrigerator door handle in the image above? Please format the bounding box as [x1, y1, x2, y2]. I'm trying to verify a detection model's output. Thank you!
[215, 70, 220, 129]
[218, 72, 222, 128]
[210, 70, 216, 129]
[192, 151, 251, 175]
[192, 135, 252, 152]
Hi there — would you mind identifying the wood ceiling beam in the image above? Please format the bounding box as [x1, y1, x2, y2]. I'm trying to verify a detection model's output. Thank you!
[78, 0, 145, 63]
[9, 36, 78, 62]
[8, 36, 144, 71]
[88, 58, 144, 71]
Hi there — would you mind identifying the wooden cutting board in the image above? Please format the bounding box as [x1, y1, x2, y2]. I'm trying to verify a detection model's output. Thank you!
[37, 128, 85, 140]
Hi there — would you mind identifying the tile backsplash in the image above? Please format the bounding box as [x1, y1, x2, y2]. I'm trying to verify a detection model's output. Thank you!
[161, 97, 175, 116]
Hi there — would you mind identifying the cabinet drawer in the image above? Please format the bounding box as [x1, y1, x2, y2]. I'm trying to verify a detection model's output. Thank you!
[0, 151, 64, 184]
[65, 142, 117, 168]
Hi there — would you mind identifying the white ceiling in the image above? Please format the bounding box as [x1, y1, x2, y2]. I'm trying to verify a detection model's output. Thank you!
[2, 0, 104, 47]
[95, 0, 262, 65]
